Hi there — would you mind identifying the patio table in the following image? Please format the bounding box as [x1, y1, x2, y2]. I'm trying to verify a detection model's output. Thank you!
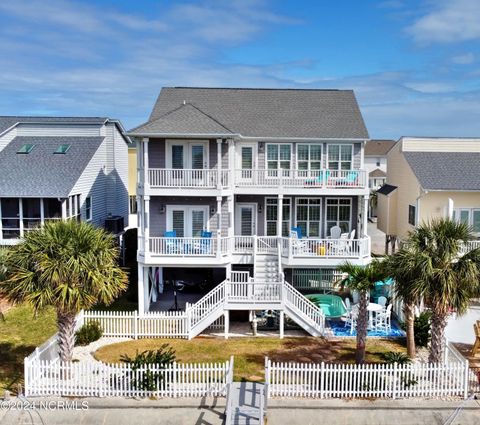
[352, 302, 383, 330]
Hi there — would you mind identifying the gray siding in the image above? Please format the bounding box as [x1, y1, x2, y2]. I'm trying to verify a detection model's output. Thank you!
[150, 196, 226, 237]
[16, 123, 102, 137]
[148, 139, 166, 168]
[111, 124, 129, 227]
[0, 127, 17, 153]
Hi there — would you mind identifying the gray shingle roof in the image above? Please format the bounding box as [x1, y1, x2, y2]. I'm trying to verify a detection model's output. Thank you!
[129, 87, 369, 139]
[0, 136, 104, 197]
[365, 140, 396, 156]
[404, 152, 480, 191]
[131, 103, 233, 135]
[0, 116, 108, 135]
[369, 168, 387, 178]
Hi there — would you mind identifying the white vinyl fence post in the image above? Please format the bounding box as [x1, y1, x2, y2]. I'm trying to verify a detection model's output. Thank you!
[392, 362, 398, 400]
[134, 310, 138, 340]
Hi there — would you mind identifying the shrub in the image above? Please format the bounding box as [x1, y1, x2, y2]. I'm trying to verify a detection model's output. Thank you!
[75, 321, 103, 346]
[414, 311, 431, 347]
[121, 344, 176, 391]
[382, 351, 411, 365]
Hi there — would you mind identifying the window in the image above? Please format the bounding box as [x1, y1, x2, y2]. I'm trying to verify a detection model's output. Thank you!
[296, 198, 322, 237]
[1, 198, 20, 239]
[171, 145, 184, 169]
[22, 198, 41, 232]
[167, 206, 209, 237]
[453, 208, 480, 233]
[17, 144, 35, 154]
[327, 144, 353, 170]
[297, 144, 322, 174]
[265, 198, 291, 236]
[376, 158, 381, 167]
[408, 205, 416, 226]
[129, 195, 137, 214]
[267, 144, 291, 171]
[85, 196, 92, 221]
[326, 198, 351, 234]
[54, 144, 71, 154]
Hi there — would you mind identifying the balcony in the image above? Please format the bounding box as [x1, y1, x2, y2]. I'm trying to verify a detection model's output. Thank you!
[234, 169, 367, 189]
[147, 169, 230, 192]
[145, 235, 371, 266]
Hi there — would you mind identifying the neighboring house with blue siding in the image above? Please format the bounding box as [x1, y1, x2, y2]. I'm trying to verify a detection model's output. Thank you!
[0, 116, 130, 245]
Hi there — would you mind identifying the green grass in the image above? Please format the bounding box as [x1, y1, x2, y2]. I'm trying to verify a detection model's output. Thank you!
[95, 337, 407, 382]
[0, 304, 57, 393]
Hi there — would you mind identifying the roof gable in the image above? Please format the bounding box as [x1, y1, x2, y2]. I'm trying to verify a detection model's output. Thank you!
[365, 139, 396, 156]
[130, 87, 369, 139]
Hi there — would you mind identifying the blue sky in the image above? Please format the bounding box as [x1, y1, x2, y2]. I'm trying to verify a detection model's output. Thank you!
[0, 0, 479, 138]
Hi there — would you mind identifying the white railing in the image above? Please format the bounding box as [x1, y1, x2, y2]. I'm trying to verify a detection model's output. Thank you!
[234, 169, 366, 189]
[226, 282, 283, 304]
[283, 236, 370, 259]
[80, 310, 189, 339]
[459, 240, 480, 255]
[25, 358, 231, 398]
[283, 280, 325, 334]
[265, 358, 470, 399]
[232, 236, 254, 253]
[148, 168, 229, 189]
[230, 271, 250, 283]
[257, 236, 278, 254]
[149, 237, 218, 256]
[188, 281, 226, 333]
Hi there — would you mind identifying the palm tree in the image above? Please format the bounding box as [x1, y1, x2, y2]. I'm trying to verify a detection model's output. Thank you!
[0, 247, 8, 282]
[0, 220, 128, 361]
[391, 219, 480, 363]
[384, 250, 421, 359]
[338, 260, 388, 364]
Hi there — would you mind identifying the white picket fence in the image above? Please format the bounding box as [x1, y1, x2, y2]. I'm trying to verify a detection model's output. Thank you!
[266, 355, 470, 399]
[25, 357, 233, 398]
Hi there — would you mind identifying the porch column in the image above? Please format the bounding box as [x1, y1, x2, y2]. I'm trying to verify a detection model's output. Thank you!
[61, 198, 67, 219]
[228, 138, 235, 188]
[227, 195, 234, 238]
[216, 196, 222, 259]
[138, 265, 145, 314]
[362, 195, 369, 237]
[277, 194, 283, 237]
[144, 195, 150, 254]
[143, 265, 150, 313]
[224, 310, 229, 340]
[19, 198, 24, 238]
[40, 198, 45, 226]
[279, 310, 284, 339]
[217, 139, 222, 190]
[143, 138, 149, 190]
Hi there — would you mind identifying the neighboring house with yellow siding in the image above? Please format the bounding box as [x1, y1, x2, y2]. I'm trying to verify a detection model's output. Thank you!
[377, 137, 480, 253]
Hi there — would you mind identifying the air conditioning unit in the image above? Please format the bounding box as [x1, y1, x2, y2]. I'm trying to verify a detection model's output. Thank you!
[104, 216, 124, 234]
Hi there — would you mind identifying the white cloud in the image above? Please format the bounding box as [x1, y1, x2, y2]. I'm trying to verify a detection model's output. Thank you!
[407, 0, 480, 44]
[404, 81, 455, 94]
[452, 53, 475, 64]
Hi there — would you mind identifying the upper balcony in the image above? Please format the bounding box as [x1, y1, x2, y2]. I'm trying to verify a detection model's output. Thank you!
[142, 168, 368, 196]
[140, 235, 371, 267]
[233, 169, 367, 195]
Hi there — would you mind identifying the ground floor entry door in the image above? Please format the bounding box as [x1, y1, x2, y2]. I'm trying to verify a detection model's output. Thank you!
[235, 203, 257, 236]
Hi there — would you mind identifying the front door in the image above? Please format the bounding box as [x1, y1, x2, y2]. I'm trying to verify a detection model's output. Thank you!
[235, 203, 256, 236]
[237, 144, 255, 183]
[167, 206, 208, 237]
[167, 141, 208, 185]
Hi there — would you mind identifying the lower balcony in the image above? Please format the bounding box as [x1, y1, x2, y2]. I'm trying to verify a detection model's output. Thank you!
[143, 235, 371, 266]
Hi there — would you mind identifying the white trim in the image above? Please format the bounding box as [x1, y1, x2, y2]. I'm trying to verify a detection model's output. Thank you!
[165, 140, 209, 169]
[166, 205, 210, 237]
[234, 203, 257, 236]
[294, 197, 323, 238]
[324, 197, 353, 236]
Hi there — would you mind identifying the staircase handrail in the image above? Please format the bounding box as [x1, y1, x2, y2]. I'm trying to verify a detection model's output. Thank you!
[283, 280, 325, 334]
[187, 280, 226, 329]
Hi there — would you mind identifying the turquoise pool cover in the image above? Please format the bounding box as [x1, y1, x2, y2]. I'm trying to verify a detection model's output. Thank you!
[306, 294, 347, 318]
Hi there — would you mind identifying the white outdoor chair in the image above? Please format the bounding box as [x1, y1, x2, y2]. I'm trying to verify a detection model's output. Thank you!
[375, 304, 393, 332]
[344, 297, 352, 312]
[349, 229, 356, 239]
[345, 305, 358, 335]
[351, 290, 360, 305]
[377, 296, 387, 309]
[330, 225, 342, 239]
[290, 230, 309, 254]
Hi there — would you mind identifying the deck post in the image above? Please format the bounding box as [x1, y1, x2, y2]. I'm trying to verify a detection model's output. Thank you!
[277, 194, 283, 238]
[224, 310, 229, 340]
[279, 310, 284, 339]
[137, 265, 145, 315]
[216, 139, 222, 190]
[216, 196, 222, 259]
